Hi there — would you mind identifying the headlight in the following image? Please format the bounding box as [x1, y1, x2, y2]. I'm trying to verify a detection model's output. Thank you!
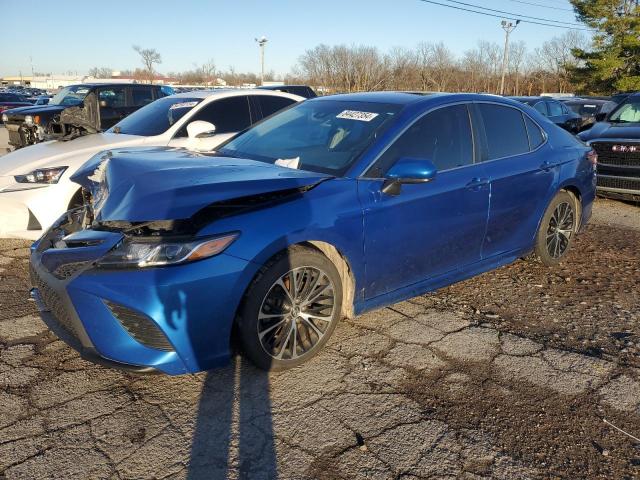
[96, 233, 239, 268]
[24, 115, 34, 126]
[1, 113, 7, 123]
[14, 166, 67, 184]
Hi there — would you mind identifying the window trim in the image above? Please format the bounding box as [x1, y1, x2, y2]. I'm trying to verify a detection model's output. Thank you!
[361, 101, 477, 179]
[471, 100, 548, 164]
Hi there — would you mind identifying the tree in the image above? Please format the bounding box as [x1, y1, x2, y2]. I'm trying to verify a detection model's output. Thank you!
[132, 45, 162, 83]
[536, 31, 585, 93]
[88, 67, 113, 78]
[569, 0, 640, 93]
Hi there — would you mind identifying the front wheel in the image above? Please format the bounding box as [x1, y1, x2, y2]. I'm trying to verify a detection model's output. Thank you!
[533, 191, 578, 266]
[238, 246, 343, 371]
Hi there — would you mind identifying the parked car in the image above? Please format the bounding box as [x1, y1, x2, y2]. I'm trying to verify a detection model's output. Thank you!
[509, 96, 582, 133]
[0, 89, 303, 239]
[560, 98, 617, 132]
[258, 84, 317, 98]
[0, 92, 33, 121]
[29, 92, 596, 375]
[1, 83, 168, 149]
[579, 92, 640, 201]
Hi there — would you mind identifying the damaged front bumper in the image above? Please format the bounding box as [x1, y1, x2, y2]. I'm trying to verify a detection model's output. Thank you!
[29, 212, 257, 375]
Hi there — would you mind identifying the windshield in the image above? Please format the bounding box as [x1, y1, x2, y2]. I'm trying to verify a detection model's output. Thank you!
[218, 100, 402, 175]
[49, 85, 91, 106]
[109, 96, 202, 136]
[609, 99, 640, 123]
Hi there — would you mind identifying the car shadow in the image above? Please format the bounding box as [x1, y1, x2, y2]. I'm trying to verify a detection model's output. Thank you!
[187, 357, 278, 480]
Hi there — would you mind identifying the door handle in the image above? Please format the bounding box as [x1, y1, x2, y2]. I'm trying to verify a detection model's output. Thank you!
[466, 177, 489, 190]
[540, 161, 556, 171]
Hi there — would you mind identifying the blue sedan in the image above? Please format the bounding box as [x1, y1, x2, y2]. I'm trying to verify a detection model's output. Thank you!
[29, 92, 597, 374]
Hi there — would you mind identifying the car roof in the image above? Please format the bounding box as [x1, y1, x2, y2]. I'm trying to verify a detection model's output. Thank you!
[311, 91, 528, 108]
[170, 89, 304, 100]
[66, 83, 158, 88]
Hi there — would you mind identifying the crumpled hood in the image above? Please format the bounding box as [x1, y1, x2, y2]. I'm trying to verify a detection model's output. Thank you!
[71, 147, 331, 222]
[4, 104, 65, 117]
[579, 122, 640, 142]
[0, 132, 145, 177]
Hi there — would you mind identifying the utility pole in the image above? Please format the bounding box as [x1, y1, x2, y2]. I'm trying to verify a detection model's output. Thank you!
[499, 20, 519, 96]
[255, 36, 268, 85]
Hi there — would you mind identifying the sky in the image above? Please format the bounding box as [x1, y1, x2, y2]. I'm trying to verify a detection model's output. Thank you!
[0, 0, 584, 78]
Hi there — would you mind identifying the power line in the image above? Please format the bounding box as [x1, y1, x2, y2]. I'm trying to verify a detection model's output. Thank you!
[417, 0, 596, 31]
[445, 0, 586, 26]
[503, 0, 575, 13]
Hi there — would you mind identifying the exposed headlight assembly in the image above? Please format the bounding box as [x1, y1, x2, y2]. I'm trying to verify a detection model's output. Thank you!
[15, 166, 67, 184]
[1, 113, 7, 123]
[24, 115, 34, 126]
[97, 233, 239, 268]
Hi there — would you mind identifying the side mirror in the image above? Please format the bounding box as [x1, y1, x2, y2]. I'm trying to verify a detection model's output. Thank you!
[594, 112, 607, 122]
[382, 157, 437, 195]
[186, 120, 216, 139]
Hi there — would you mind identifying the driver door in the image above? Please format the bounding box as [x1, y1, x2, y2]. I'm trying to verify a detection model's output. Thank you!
[358, 104, 490, 299]
[168, 95, 254, 150]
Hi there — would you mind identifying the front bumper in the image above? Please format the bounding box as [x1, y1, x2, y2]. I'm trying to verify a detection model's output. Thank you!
[29, 223, 257, 375]
[0, 180, 76, 239]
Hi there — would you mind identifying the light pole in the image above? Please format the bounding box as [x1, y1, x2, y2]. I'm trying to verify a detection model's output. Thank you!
[499, 19, 519, 96]
[255, 36, 268, 86]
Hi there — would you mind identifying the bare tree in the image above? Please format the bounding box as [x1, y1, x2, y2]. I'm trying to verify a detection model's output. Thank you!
[132, 45, 162, 84]
[88, 67, 113, 78]
[508, 41, 527, 95]
[200, 59, 216, 86]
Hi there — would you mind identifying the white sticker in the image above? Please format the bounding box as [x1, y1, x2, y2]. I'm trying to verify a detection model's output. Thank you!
[275, 157, 300, 169]
[169, 101, 199, 110]
[337, 110, 379, 122]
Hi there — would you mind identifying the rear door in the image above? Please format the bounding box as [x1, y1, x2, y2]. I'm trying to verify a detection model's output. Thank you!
[251, 94, 298, 121]
[473, 102, 556, 258]
[168, 95, 253, 150]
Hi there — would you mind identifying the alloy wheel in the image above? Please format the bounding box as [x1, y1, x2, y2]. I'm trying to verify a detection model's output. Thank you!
[546, 201, 574, 259]
[257, 266, 336, 361]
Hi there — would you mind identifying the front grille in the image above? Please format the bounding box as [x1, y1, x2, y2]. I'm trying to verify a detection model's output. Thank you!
[592, 142, 640, 168]
[598, 175, 640, 192]
[30, 264, 81, 340]
[105, 301, 174, 352]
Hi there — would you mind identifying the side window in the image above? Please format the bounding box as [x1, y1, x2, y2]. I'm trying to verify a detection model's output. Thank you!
[178, 96, 251, 136]
[257, 95, 296, 119]
[560, 103, 570, 115]
[478, 104, 529, 160]
[547, 101, 563, 117]
[98, 87, 126, 108]
[375, 104, 474, 175]
[524, 116, 545, 150]
[131, 87, 154, 107]
[533, 101, 548, 116]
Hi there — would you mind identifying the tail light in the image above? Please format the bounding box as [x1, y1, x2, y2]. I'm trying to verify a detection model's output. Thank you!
[587, 149, 598, 166]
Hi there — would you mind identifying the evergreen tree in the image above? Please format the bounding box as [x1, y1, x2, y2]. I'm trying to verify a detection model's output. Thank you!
[570, 0, 639, 93]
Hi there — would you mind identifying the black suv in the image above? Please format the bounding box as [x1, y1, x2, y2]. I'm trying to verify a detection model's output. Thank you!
[2, 83, 168, 149]
[257, 85, 317, 98]
[509, 96, 582, 133]
[579, 93, 640, 201]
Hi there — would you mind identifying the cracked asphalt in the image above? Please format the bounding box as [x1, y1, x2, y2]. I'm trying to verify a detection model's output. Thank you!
[0, 198, 639, 479]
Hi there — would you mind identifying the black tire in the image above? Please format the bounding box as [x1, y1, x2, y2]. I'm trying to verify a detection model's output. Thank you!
[238, 245, 343, 371]
[534, 190, 578, 266]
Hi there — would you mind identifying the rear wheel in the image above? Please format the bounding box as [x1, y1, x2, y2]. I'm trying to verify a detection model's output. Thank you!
[534, 191, 578, 266]
[238, 246, 342, 371]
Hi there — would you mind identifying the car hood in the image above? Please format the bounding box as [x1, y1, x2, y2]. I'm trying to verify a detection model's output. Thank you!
[579, 122, 640, 142]
[0, 133, 146, 177]
[71, 147, 332, 222]
[3, 104, 65, 116]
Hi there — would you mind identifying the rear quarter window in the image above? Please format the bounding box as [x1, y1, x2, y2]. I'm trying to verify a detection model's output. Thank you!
[524, 116, 545, 150]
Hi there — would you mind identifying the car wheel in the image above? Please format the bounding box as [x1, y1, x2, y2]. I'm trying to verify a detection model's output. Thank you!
[534, 190, 578, 266]
[238, 246, 343, 371]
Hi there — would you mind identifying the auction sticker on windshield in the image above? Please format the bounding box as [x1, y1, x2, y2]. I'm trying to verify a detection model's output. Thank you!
[336, 110, 379, 122]
[170, 101, 199, 110]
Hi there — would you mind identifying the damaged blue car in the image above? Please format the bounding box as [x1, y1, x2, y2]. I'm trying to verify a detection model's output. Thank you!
[29, 92, 597, 374]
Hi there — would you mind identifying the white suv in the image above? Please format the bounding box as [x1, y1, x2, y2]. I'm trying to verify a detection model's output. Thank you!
[0, 89, 302, 239]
